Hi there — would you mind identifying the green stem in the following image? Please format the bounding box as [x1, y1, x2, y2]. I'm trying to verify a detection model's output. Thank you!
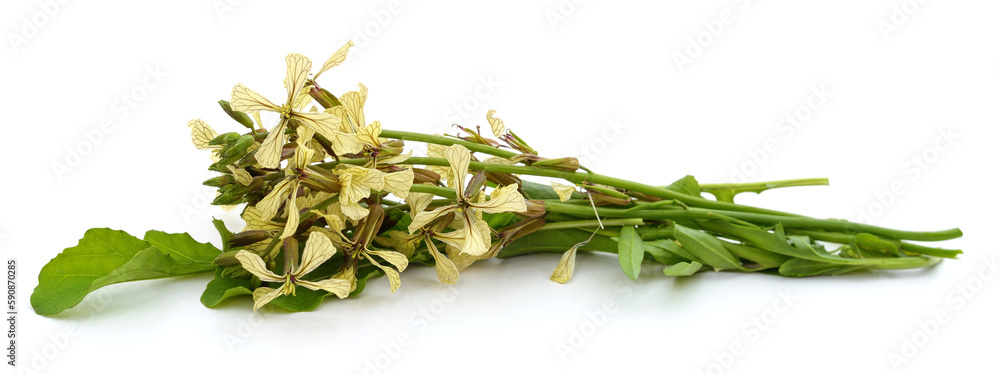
[539, 218, 644, 231]
[380, 129, 520, 159]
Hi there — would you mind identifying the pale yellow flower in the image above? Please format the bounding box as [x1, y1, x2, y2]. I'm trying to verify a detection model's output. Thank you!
[236, 231, 351, 310]
[313, 40, 354, 80]
[550, 245, 579, 284]
[335, 165, 385, 220]
[486, 109, 506, 138]
[187, 119, 219, 151]
[407, 144, 527, 255]
[231, 53, 358, 168]
[360, 247, 408, 293]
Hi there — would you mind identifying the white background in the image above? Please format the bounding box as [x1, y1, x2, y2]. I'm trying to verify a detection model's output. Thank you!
[2, 1, 998, 373]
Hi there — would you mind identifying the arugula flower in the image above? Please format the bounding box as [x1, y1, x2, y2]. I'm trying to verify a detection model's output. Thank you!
[407, 144, 527, 255]
[236, 231, 351, 310]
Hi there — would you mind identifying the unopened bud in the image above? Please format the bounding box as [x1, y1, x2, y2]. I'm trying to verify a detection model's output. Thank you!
[520, 199, 547, 218]
[504, 130, 537, 155]
[212, 250, 242, 266]
[218, 100, 255, 129]
[300, 166, 342, 193]
[533, 157, 580, 172]
[283, 237, 300, 274]
[229, 230, 271, 247]
[203, 175, 235, 187]
[209, 132, 241, 146]
[224, 134, 256, 157]
[486, 172, 521, 189]
[465, 171, 488, 199]
[309, 85, 341, 109]
[412, 168, 442, 185]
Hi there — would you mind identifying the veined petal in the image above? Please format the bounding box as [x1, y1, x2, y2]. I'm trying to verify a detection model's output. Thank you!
[243, 206, 284, 231]
[444, 144, 471, 197]
[387, 231, 419, 257]
[382, 168, 413, 199]
[405, 192, 434, 216]
[187, 119, 218, 150]
[483, 156, 514, 165]
[407, 205, 456, 233]
[339, 87, 366, 131]
[325, 106, 353, 133]
[279, 184, 300, 240]
[460, 212, 490, 256]
[366, 249, 409, 272]
[296, 231, 339, 277]
[293, 111, 343, 144]
[256, 179, 292, 220]
[235, 250, 284, 283]
[255, 121, 288, 169]
[424, 238, 458, 285]
[252, 287, 283, 311]
[297, 278, 351, 299]
[358, 120, 382, 147]
[362, 251, 401, 293]
[327, 130, 364, 156]
[550, 245, 579, 284]
[231, 84, 281, 113]
[315, 40, 354, 79]
[471, 184, 527, 214]
[227, 165, 253, 186]
[284, 53, 312, 103]
[550, 182, 576, 202]
[486, 109, 505, 138]
[339, 201, 369, 221]
[338, 166, 385, 203]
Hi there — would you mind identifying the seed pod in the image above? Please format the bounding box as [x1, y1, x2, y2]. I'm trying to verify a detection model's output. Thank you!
[218, 100, 255, 129]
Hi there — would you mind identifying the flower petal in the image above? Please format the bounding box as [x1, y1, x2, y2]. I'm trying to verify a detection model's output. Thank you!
[315, 40, 354, 79]
[358, 120, 382, 147]
[550, 245, 579, 284]
[366, 249, 409, 272]
[338, 166, 384, 203]
[296, 231, 339, 276]
[363, 251, 401, 293]
[279, 185, 300, 239]
[471, 184, 527, 214]
[256, 179, 292, 220]
[486, 109, 505, 138]
[235, 250, 284, 283]
[231, 84, 280, 113]
[339, 85, 366, 131]
[293, 111, 344, 145]
[425, 238, 458, 285]
[297, 279, 351, 299]
[283, 53, 312, 103]
[252, 287, 283, 311]
[255, 121, 288, 169]
[444, 144, 471, 197]
[187, 119, 218, 150]
[339, 201, 369, 221]
[405, 192, 434, 217]
[407, 205, 456, 233]
[382, 168, 413, 199]
[550, 182, 576, 202]
[227, 165, 253, 186]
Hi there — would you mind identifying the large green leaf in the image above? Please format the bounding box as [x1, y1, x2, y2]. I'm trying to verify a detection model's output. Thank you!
[143, 230, 222, 266]
[497, 229, 618, 259]
[32, 229, 219, 315]
[618, 226, 645, 280]
[673, 225, 744, 270]
[665, 175, 702, 197]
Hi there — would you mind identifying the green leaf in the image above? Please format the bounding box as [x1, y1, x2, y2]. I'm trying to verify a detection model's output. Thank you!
[497, 229, 618, 259]
[31, 229, 217, 315]
[662, 262, 703, 276]
[643, 241, 688, 265]
[213, 218, 235, 252]
[200, 267, 254, 308]
[483, 212, 515, 230]
[721, 241, 789, 269]
[779, 258, 867, 277]
[853, 233, 901, 257]
[673, 225, 744, 270]
[269, 287, 330, 312]
[618, 226, 645, 280]
[646, 239, 698, 262]
[142, 230, 222, 266]
[665, 175, 702, 197]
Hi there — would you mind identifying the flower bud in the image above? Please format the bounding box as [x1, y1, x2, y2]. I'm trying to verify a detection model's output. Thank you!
[212, 250, 242, 266]
[532, 157, 580, 172]
[224, 134, 256, 157]
[209, 132, 241, 146]
[519, 199, 547, 218]
[218, 100, 255, 129]
[300, 166, 343, 193]
[412, 168, 442, 185]
[309, 85, 341, 109]
[203, 175, 235, 188]
[229, 230, 271, 247]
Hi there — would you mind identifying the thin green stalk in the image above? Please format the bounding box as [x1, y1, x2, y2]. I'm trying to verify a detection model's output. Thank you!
[539, 218, 644, 231]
